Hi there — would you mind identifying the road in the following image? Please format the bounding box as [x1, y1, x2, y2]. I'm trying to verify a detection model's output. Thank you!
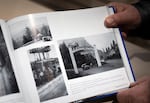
[39, 74, 68, 102]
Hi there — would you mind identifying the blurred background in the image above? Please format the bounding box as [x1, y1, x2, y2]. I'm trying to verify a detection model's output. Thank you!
[29, 0, 137, 10]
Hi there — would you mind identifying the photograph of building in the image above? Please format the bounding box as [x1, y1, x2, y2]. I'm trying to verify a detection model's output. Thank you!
[9, 16, 52, 49]
[0, 27, 19, 97]
[59, 33, 124, 79]
[28, 45, 68, 102]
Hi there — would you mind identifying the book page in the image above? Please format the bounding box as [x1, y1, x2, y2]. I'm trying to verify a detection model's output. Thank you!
[6, 6, 134, 103]
[0, 20, 23, 103]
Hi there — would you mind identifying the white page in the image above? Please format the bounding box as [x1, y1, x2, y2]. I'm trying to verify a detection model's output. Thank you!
[6, 6, 134, 103]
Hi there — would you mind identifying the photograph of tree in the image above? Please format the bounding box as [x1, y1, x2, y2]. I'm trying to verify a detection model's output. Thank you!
[0, 27, 19, 97]
[58, 33, 124, 79]
[8, 16, 52, 49]
[28, 45, 68, 102]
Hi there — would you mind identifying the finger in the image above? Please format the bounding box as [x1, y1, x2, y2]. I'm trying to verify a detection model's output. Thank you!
[121, 32, 127, 39]
[130, 81, 141, 87]
[104, 15, 117, 28]
[130, 82, 137, 87]
[133, 76, 150, 86]
[104, 12, 129, 28]
[117, 89, 130, 103]
[130, 76, 150, 87]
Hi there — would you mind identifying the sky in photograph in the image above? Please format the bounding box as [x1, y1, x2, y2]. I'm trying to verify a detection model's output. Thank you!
[8, 16, 48, 39]
[85, 32, 116, 50]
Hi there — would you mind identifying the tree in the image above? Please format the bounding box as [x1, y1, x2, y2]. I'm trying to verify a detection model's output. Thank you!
[23, 27, 33, 44]
[41, 25, 51, 37]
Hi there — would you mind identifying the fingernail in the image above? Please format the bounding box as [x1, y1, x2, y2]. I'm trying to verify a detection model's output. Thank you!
[106, 18, 116, 26]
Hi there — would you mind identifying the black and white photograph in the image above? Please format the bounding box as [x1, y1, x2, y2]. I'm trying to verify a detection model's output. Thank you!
[28, 45, 68, 102]
[0, 27, 19, 97]
[9, 16, 52, 49]
[59, 33, 124, 79]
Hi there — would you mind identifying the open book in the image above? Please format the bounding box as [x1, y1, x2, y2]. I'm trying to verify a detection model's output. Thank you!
[0, 6, 135, 103]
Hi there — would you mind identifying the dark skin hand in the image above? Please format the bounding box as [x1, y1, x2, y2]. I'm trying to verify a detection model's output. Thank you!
[104, 2, 141, 38]
[117, 76, 150, 103]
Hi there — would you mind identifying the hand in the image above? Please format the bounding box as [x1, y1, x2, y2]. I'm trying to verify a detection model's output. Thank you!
[104, 2, 141, 38]
[117, 76, 150, 103]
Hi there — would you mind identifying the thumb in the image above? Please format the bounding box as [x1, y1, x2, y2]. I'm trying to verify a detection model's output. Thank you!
[105, 12, 127, 28]
[117, 89, 131, 103]
[131, 76, 150, 87]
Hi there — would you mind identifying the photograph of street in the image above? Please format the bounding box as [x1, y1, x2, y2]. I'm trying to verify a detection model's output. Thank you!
[59, 33, 124, 79]
[28, 45, 68, 102]
[0, 27, 19, 97]
[9, 16, 52, 49]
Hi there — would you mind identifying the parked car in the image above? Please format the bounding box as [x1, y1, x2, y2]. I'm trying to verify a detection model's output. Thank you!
[81, 63, 90, 70]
